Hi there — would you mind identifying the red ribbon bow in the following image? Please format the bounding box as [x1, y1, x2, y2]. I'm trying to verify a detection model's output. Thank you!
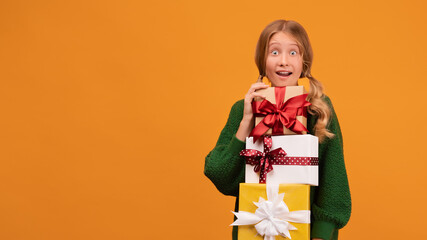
[239, 136, 287, 183]
[250, 87, 311, 143]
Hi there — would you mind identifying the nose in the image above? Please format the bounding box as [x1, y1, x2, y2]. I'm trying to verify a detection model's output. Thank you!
[280, 54, 288, 67]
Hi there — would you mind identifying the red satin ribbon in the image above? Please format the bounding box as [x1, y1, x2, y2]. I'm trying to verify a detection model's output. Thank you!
[240, 136, 319, 183]
[250, 87, 311, 143]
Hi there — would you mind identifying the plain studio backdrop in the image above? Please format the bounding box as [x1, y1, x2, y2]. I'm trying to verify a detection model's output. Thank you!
[0, 0, 426, 239]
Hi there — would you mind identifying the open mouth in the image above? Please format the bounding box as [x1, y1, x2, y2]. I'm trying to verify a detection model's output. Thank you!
[276, 71, 292, 77]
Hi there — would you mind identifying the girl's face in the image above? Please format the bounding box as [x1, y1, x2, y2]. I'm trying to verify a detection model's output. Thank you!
[265, 32, 303, 87]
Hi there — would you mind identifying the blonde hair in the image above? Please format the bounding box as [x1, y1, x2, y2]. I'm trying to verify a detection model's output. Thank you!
[255, 19, 334, 142]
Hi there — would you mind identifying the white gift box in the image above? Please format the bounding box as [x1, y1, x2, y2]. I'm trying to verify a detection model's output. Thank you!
[245, 135, 319, 186]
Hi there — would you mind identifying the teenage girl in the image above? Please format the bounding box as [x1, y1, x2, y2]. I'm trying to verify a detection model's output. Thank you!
[204, 19, 351, 240]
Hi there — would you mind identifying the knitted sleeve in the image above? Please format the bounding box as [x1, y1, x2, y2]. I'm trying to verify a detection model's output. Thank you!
[311, 96, 352, 240]
[204, 100, 246, 197]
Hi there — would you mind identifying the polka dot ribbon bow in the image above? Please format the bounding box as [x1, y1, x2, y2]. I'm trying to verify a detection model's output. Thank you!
[239, 136, 286, 183]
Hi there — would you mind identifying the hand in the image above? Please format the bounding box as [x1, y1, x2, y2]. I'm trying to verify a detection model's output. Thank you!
[235, 82, 269, 141]
[242, 82, 269, 120]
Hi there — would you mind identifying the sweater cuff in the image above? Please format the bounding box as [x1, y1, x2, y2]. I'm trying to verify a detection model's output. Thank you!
[227, 135, 246, 155]
[311, 220, 335, 240]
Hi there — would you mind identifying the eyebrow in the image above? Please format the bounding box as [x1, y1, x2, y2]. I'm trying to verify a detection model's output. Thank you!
[269, 42, 299, 47]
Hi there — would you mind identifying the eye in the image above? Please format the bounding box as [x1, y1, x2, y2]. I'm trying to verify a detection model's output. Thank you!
[271, 50, 279, 55]
[290, 50, 297, 56]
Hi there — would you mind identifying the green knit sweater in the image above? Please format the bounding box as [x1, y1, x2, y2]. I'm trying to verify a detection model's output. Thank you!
[204, 96, 351, 240]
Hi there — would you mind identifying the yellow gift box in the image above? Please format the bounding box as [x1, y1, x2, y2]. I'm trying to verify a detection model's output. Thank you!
[237, 183, 310, 240]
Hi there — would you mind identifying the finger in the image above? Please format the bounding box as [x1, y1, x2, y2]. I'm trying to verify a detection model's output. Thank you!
[245, 92, 264, 103]
[254, 84, 269, 91]
[250, 82, 269, 88]
[249, 82, 269, 93]
[250, 92, 266, 100]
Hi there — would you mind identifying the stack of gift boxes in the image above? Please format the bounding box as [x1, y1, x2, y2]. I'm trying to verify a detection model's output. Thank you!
[231, 86, 318, 240]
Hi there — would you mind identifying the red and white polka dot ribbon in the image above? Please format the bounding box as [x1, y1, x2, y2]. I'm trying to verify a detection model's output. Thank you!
[240, 135, 319, 183]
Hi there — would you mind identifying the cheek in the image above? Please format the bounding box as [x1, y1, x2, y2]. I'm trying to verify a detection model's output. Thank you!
[265, 58, 275, 72]
[294, 58, 303, 72]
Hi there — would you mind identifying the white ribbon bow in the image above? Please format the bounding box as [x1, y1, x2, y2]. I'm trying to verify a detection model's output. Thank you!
[231, 185, 310, 240]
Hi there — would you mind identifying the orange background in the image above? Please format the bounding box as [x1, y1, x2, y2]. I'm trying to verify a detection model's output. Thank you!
[1, 0, 426, 239]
